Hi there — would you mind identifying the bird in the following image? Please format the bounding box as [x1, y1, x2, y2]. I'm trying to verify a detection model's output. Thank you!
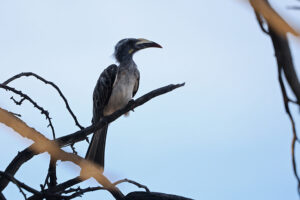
[85, 38, 162, 169]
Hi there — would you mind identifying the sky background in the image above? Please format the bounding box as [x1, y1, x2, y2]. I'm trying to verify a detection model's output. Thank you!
[0, 0, 300, 199]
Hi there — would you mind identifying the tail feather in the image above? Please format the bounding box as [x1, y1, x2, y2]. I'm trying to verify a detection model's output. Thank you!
[85, 125, 108, 168]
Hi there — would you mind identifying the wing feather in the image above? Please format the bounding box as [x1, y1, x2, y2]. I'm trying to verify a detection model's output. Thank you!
[132, 72, 140, 98]
[92, 64, 118, 123]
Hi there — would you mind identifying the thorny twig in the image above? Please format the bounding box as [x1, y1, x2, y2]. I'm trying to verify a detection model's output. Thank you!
[70, 143, 78, 155]
[3, 72, 84, 130]
[10, 96, 26, 106]
[62, 186, 105, 199]
[0, 84, 56, 139]
[3, 73, 86, 192]
[113, 179, 150, 193]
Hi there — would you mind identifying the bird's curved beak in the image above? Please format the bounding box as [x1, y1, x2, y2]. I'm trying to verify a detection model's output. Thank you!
[135, 39, 162, 50]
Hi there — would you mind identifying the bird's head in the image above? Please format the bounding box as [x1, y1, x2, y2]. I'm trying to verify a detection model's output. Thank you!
[114, 38, 162, 63]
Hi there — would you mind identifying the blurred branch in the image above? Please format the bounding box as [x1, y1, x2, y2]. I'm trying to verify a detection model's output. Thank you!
[0, 107, 124, 200]
[249, 0, 300, 195]
[249, 0, 300, 36]
[287, 6, 300, 10]
[3, 72, 84, 130]
[0, 192, 5, 200]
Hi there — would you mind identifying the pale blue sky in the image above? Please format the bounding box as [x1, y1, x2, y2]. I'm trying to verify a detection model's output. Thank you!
[0, 0, 300, 199]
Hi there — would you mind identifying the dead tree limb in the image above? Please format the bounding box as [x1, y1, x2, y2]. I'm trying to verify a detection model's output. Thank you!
[0, 171, 42, 197]
[0, 83, 185, 194]
[249, 0, 300, 194]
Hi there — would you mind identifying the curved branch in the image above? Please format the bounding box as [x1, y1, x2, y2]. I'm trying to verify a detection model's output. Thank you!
[114, 178, 150, 193]
[3, 72, 83, 130]
[0, 84, 56, 139]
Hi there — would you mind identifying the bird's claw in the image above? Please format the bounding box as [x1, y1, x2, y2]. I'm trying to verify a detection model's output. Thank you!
[129, 99, 135, 112]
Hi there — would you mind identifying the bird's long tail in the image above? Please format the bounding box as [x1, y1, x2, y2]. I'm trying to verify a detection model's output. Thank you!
[85, 124, 108, 168]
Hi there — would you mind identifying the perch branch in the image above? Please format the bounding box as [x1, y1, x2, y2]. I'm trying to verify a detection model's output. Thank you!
[0, 83, 185, 195]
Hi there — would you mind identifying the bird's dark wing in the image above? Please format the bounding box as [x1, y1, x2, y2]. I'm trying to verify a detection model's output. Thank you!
[132, 72, 140, 98]
[92, 64, 118, 123]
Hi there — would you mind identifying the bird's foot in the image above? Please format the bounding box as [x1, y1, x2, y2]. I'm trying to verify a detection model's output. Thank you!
[128, 99, 135, 112]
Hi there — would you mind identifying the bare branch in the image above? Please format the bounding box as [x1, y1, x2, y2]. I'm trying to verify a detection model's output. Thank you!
[62, 186, 105, 199]
[250, 0, 300, 195]
[3, 72, 83, 130]
[249, 0, 300, 36]
[287, 6, 300, 10]
[0, 192, 6, 200]
[113, 178, 150, 192]
[0, 84, 56, 139]
[278, 66, 300, 194]
[0, 171, 40, 197]
[10, 96, 26, 105]
[0, 83, 185, 192]
[124, 192, 193, 200]
[0, 107, 124, 200]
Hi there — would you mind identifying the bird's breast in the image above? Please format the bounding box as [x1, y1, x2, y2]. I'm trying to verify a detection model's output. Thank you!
[103, 69, 138, 116]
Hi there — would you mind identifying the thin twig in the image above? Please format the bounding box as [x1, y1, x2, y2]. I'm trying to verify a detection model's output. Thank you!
[278, 66, 300, 194]
[8, 111, 21, 117]
[0, 171, 40, 197]
[0, 84, 56, 139]
[10, 97, 26, 105]
[70, 143, 78, 155]
[3, 72, 84, 130]
[62, 186, 105, 199]
[113, 179, 150, 192]
[287, 6, 300, 10]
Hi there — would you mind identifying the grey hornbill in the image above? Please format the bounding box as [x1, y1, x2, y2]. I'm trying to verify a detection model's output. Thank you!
[85, 38, 162, 168]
